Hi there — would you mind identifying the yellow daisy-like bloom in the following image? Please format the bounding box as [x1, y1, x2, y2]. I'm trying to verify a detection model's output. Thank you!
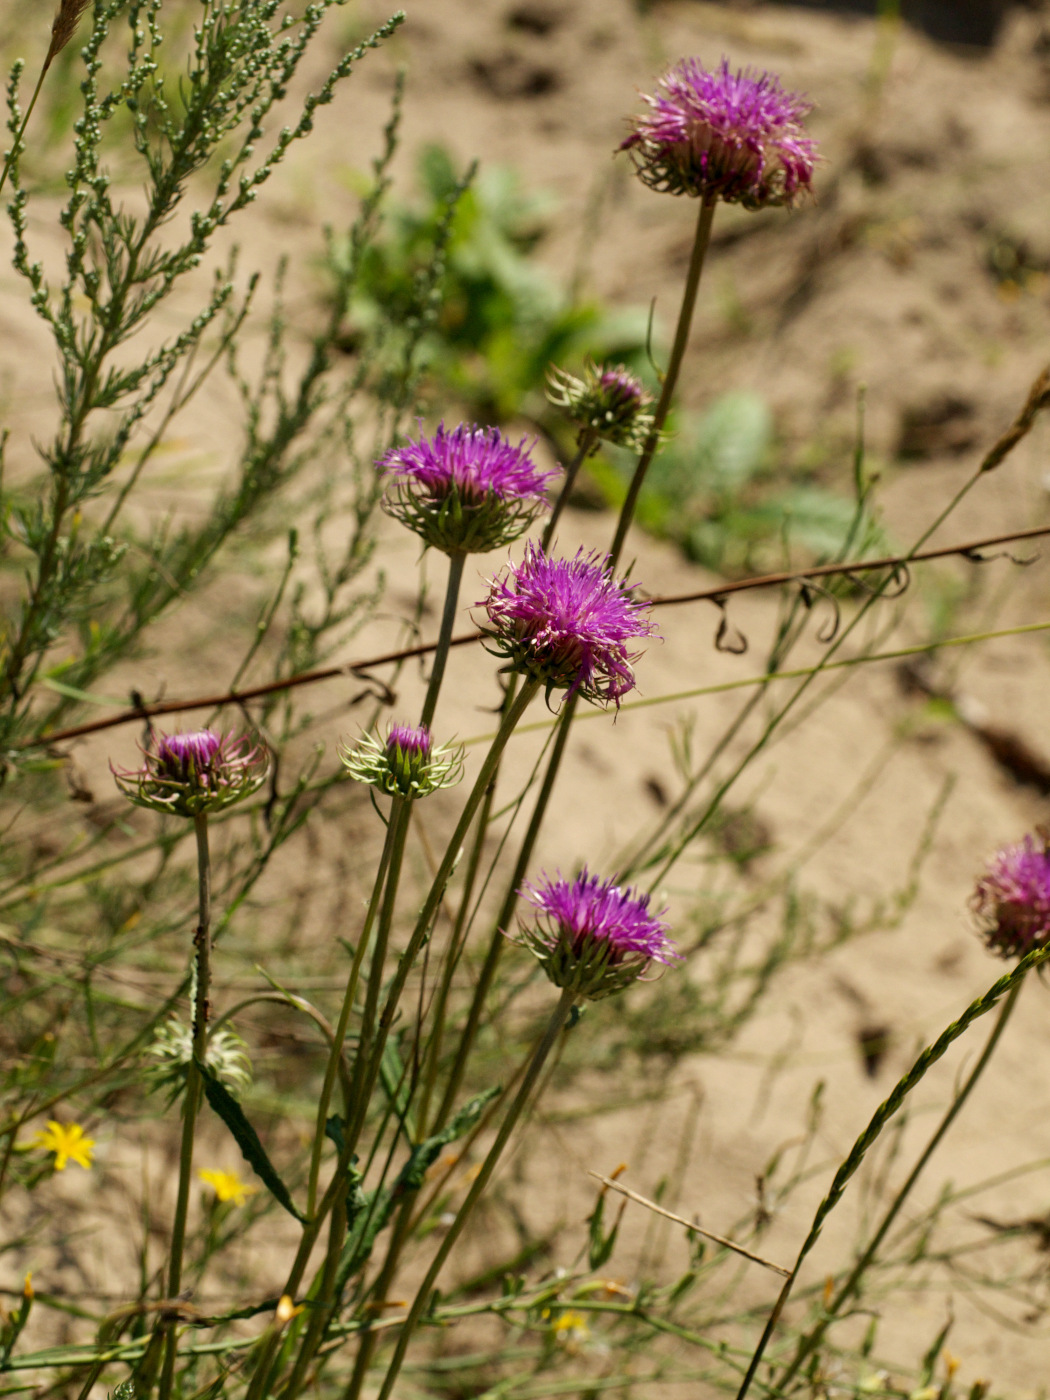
[198, 1168, 258, 1206]
[551, 1310, 590, 1351]
[33, 1121, 95, 1171]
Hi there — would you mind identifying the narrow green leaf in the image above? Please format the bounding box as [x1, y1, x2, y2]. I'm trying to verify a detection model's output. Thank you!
[40, 676, 128, 708]
[336, 1087, 500, 1290]
[198, 1066, 305, 1222]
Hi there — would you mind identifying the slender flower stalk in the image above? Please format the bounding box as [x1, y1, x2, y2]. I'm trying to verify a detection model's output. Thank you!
[341, 679, 542, 1158]
[111, 729, 262, 1400]
[420, 550, 466, 729]
[246, 681, 543, 1400]
[371, 986, 577, 1400]
[372, 873, 674, 1400]
[305, 799, 409, 1217]
[608, 196, 715, 568]
[158, 812, 211, 1400]
[542, 430, 598, 550]
[414, 773, 499, 1137]
[433, 705, 575, 1131]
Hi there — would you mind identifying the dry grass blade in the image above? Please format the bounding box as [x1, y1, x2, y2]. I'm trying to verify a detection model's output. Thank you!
[980, 361, 1050, 473]
[45, 0, 91, 72]
[588, 1172, 791, 1277]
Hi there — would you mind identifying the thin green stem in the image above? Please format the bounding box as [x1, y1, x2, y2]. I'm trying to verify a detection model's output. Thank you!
[433, 201, 718, 1114]
[306, 802, 407, 1217]
[343, 800, 414, 1140]
[773, 977, 1024, 1391]
[246, 682, 541, 1400]
[0, 61, 47, 203]
[339, 1193, 412, 1400]
[343, 679, 541, 1159]
[420, 551, 467, 730]
[542, 430, 598, 550]
[434, 689, 577, 1131]
[158, 813, 211, 1400]
[734, 950, 1047, 1400]
[370, 987, 577, 1400]
[415, 774, 499, 1137]
[609, 196, 716, 569]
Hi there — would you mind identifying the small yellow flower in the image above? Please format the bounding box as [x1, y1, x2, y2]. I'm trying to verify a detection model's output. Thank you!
[275, 1295, 304, 1326]
[33, 1121, 95, 1171]
[551, 1310, 590, 1352]
[198, 1168, 258, 1206]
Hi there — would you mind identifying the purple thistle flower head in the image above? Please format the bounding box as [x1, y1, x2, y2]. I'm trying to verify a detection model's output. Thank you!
[620, 57, 818, 209]
[478, 542, 658, 709]
[597, 366, 646, 408]
[378, 422, 558, 555]
[112, 728, 267, 818]
[517, 867, 679, 1000]
[339, 721, 463, 800]
[546, 360, 656, 452]
[386, 723, 432, 762]
[971, 832, 1050, 959]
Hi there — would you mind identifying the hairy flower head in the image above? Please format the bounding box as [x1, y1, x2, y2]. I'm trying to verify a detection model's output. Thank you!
[546, 361, 657, 452]
[339, 722, 464, 800]
[112, 728, 267, 818]
[479, 543, 657, 708]
[146, 1015, 253, 1100]
[379, 422, 557, 555]
[517, 868, 678, 1000]
[620, 57, 817, 208]
[33, 1120, 94, 1172]
[971, 832, 1050, 959]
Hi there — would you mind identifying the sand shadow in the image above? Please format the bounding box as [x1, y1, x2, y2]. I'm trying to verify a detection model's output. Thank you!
[744, 0, 1013, 48]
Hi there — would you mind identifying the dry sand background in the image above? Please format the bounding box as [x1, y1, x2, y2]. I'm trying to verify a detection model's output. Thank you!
[8, 0, 1050, 1394]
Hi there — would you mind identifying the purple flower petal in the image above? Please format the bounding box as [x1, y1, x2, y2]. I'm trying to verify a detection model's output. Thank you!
[972, 834, 1050, 959]
[621, 56, 818, 208]
[112, 728, 267, 817]
[378, 423, 557, 554]
[479, 543, 658, 708]
[518, 867, 678, 999]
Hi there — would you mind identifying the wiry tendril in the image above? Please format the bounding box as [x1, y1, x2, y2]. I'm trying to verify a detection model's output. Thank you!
[712, 598, 748, 655]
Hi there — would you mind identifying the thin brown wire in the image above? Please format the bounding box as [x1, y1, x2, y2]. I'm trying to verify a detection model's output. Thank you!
[23, 521, 1050, 749]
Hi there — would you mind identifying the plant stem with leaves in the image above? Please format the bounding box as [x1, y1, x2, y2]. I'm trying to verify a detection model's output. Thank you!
[158, 813, 212, 1400]
[369, 986, 578, 1400]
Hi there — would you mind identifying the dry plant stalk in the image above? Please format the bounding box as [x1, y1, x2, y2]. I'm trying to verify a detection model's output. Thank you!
[45, 0, 90, 73]
[588, 1172, 791, 1276]
[981, 361, 1050, 473]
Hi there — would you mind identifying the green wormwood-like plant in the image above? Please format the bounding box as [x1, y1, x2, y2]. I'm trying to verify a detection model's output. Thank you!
[0, 0, 405, 757]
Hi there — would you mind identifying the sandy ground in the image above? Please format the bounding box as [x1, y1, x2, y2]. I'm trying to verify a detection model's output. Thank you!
[7, 0, 1050, 1394]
